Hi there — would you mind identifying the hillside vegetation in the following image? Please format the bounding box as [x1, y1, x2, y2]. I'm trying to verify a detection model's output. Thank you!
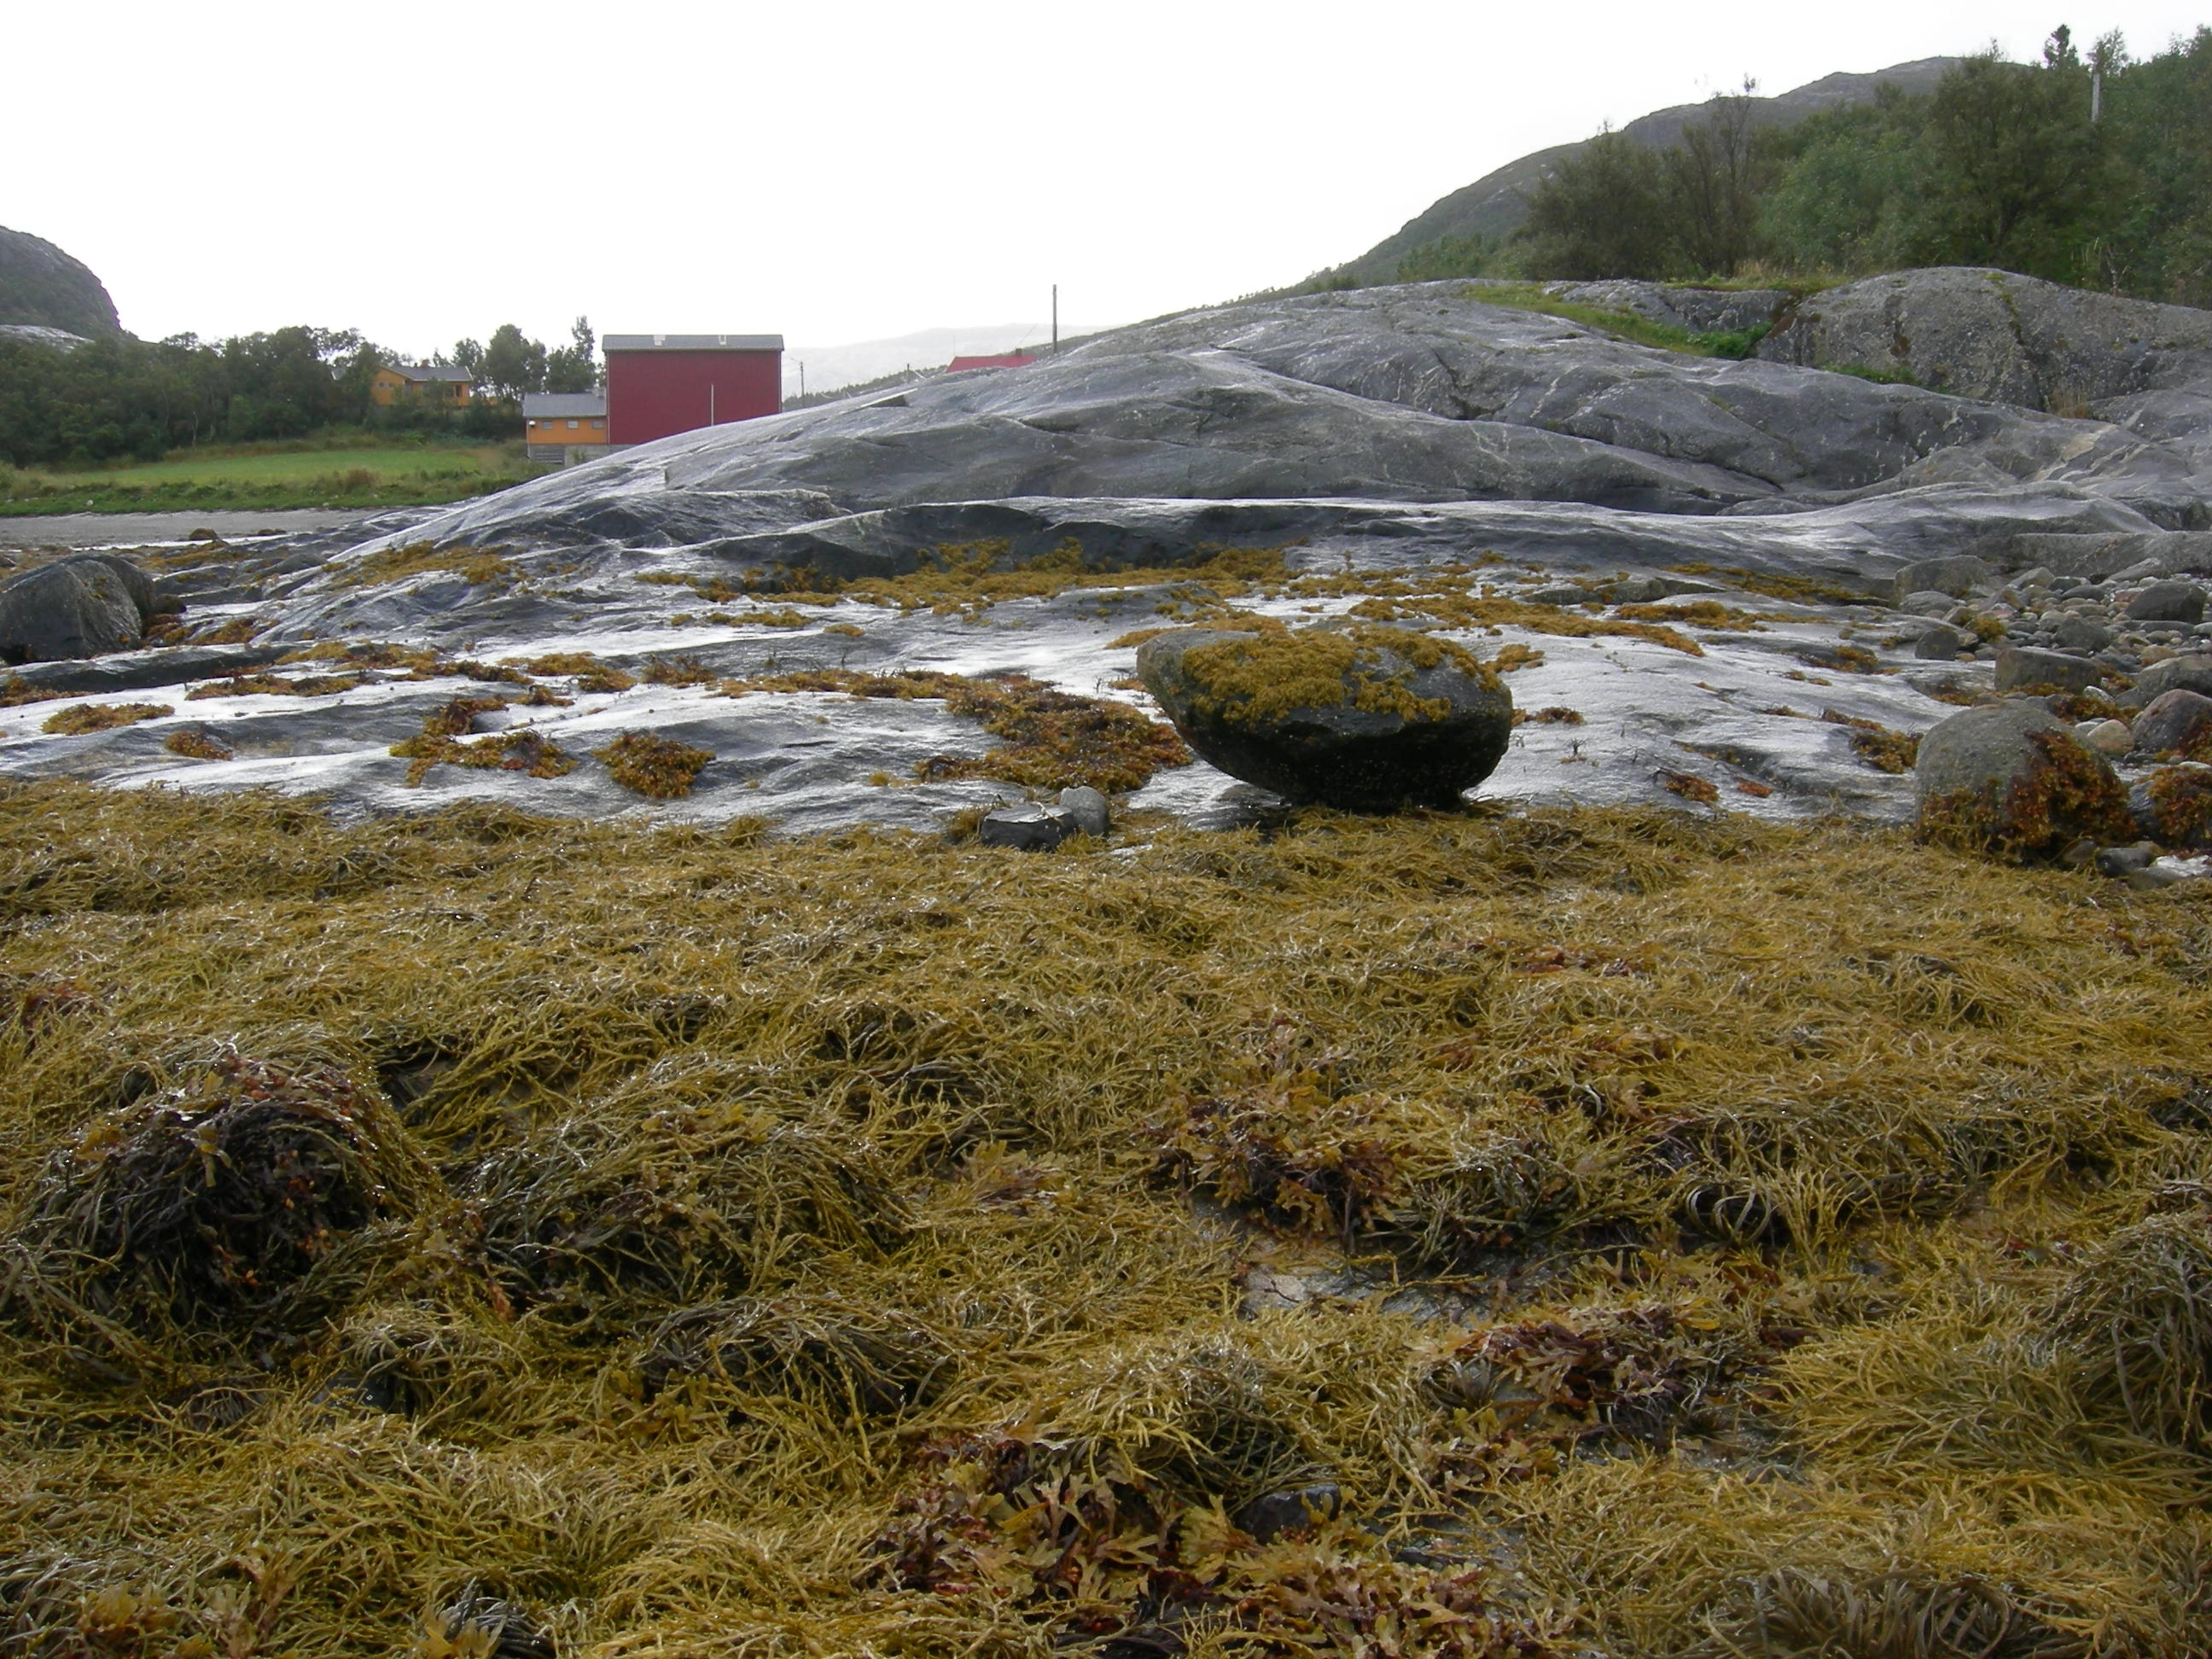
[1321, 28, 2212, 308]
[0, 319, 597, 472]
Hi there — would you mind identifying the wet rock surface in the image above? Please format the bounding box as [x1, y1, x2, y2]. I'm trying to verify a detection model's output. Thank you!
[0, 269, 2206, 848]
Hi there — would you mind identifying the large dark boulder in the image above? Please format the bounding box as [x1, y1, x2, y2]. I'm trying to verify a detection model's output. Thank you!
[0, 562, 146, 664]
[1915, 700, 2133, 858]
[0, 225, 121, 337]
[1136, 622, 1513, 811]
[56, 554, 176, 625]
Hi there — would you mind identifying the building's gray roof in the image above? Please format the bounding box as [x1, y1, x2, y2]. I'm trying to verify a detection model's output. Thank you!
[602, 334, 783, 353]
[522, 392, 608, 417]
[387, 363, 474, 382]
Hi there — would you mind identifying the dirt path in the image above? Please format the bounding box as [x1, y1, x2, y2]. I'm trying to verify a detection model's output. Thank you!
[0, 508, 383, 550]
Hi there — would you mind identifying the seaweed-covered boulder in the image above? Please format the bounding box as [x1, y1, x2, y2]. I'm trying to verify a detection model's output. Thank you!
[1136, 622, 1513, 811]
[2132, 690, 2212, 758]
[2131, 762, 2212, 848]
[1915, 700, 2133, 857]
[0, 560, 144, 663]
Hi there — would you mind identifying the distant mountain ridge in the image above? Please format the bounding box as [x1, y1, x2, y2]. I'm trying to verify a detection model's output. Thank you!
[0, 226, 120, 338]
[1329, 58, 1963, 285]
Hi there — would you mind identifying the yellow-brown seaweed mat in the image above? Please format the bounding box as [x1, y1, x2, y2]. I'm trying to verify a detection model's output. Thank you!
[0, 783, 2208, 1656]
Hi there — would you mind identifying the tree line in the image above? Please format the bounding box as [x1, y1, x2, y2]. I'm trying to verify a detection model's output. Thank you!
[1393, 26, 2211, 306]
[0, 317, 599, 469]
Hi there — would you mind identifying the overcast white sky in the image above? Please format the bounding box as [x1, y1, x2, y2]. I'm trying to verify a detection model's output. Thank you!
[10, 2, 2209, 358]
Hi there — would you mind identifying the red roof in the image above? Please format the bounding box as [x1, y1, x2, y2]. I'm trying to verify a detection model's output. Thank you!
[946, 352, 1035, 372]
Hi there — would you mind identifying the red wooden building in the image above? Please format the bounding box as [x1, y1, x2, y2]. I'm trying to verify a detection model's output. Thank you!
[603, 334, 783, 445]
[947, 352, 1035, 372]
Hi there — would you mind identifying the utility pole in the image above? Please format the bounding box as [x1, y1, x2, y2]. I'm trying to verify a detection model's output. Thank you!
[1052, 284, 1058, 352]
[797, 359, 806, 398]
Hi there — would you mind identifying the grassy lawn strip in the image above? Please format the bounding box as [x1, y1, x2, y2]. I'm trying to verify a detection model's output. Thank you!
[1, 439, 538, 516]
[1464, 282, 1772, 358]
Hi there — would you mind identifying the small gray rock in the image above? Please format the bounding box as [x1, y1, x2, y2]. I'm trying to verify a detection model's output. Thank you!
[1525, 584, 1591, 606]
[977, 804, 1076, 851]
[1236, 1483, 1342, 1542]
[1994, 647, 2104, 696]
[2011, 566, 2056, 590]
[1914, 623, 1974, 659]
[1057, 785, 1109, 836]
[0, 561, 146, 664]
[2128, 861, 2197, 890]
[2052, 614, 2113, 655]
[2094, 841, 2160, 877]
[2078, 718, 2134, 755]
[2126, 580, 2206, 625]
[1894, 556, 1994, 602]
[2131, 689, 2212, 757]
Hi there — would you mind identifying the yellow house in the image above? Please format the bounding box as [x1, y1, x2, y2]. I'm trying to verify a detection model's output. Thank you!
[523, 392, 608, 463]
[370, 364, 475, 407]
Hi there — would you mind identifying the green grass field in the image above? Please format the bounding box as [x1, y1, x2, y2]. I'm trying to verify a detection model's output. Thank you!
[0, 438, 539, 516]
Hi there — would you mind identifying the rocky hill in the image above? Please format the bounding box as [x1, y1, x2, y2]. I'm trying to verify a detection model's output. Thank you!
[1328, 58, 1959, 285]
[0, 225, 119, 338]
[2, 264, 2207, 841]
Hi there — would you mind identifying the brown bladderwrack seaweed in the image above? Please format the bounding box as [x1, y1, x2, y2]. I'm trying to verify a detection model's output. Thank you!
[390, 698, 575, 787]
[2141, 765, 2212, 848]
[40, 702, 172, 736]
[162, 728, 234, 760]
[1179, 624, 1499, 728]
[0, 1052, 427, 1353]
[596, 731, 713, 798]
[0, 786, 2206, 1654]
[724, 667, 1190, 793]
[1821, 709, 1921, 774]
